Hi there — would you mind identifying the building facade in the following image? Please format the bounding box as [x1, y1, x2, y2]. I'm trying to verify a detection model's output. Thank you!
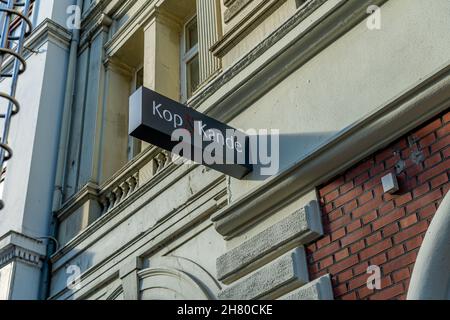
[0, 0, 449, 300]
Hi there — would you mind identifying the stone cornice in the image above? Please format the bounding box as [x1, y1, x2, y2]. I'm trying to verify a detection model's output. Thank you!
[103, 56, 134, 77]
[48, 176, 227, 299]
[191, 0, 329, 111]
[80, 0, 121, 27]
[193, 0, 392, 123]
[0, 18, 72, 79]
[0, 231, 46, 269]
[56, 146, 161, 222]
[211, 60, 450, 238]
[224, 0, 236, 7]
[51, 153, 189, 263]
[110, 0, 137, 20]
[103, 3, 161, 59]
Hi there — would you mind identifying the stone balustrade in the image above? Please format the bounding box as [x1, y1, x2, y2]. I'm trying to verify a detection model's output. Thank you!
[98, 149, 172, 215]
[56, 147, 174, 246]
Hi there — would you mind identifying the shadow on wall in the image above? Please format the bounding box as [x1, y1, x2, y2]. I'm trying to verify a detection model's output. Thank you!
[245, 131, 338, 181]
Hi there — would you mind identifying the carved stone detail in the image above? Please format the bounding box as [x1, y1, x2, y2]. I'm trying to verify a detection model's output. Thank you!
[0, 232, 46, 269]
[191, 0, 327, 108]
[218, 247, 309, 300]
[281, 274, 334, 300]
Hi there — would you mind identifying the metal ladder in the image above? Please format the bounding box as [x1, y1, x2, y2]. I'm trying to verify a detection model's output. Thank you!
[0, 0, 32, 209]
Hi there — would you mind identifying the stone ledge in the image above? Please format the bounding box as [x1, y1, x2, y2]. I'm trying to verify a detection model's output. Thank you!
[218, 247, 308, 300]
[280, 274, 334, 300]
[212, 0, 291, 58]
[217, 200, 322, 284]
[224, 0, 237, 7]
[0, 231, 46, 269]
[210, 33, 450, 241]
[224, 0, 254, 23]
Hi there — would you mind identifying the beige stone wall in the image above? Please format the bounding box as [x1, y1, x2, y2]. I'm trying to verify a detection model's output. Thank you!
[0, 263, 13, 300]
[49, 0, 450, 300]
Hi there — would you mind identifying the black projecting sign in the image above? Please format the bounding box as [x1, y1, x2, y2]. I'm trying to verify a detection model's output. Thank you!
[129, 87, 253, 179]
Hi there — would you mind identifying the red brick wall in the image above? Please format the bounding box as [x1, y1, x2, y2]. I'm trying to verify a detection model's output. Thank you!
[307, 110, 450, 300]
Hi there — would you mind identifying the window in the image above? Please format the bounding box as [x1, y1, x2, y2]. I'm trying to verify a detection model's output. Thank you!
[181, 15, 200, 101]
[127, 66, 144, 161]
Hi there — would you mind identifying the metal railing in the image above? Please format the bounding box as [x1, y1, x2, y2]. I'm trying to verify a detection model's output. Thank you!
[0, 0, 32, 209]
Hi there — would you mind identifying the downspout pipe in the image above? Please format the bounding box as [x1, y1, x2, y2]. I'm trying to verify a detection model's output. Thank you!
[39, 0, 84, 300]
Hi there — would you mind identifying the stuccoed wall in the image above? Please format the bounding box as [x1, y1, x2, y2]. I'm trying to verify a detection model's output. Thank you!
[48, 0, 450, 300]
[0, 44, 48, 235]
[0, 263, 13, 299]
[0, 33, 71, 238]
[221, 0, 298, 67]
[224, 0, 450, 200]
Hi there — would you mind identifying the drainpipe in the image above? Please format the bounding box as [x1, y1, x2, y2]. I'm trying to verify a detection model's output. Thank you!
[39, 0, 84, 300]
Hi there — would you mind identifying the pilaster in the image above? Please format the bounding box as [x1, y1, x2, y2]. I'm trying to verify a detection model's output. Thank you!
[119, 257, 143, 300]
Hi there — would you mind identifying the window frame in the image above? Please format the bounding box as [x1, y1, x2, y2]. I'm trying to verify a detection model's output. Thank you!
[180, 14, 199, 103]
[127, 65, 144, 161]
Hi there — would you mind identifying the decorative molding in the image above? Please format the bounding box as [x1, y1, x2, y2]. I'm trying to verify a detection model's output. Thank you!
[193, 0, 326, 109]
[106, 285, 124, 300]
[56, 147, 174, 234]
[27, 18, 73, 50]
[80, 0, 120, 29]
[103, 1, 157, 59]
[0, 18, 72, 81]
[197, 0, 222, 84]
[57, 182, 99, 221]
[134, 255, 222, 300]
[146, 256, 222, 296]
[407, 191, 450, 299]
[224, 0, 236, 7]
[48, 179, 227, 300]
[0, 247, 41, 268]
[80, 13, 113, 47]
[192, 0, 385, 122]
[51, 164, 179, 262]
[213, 0, 288, 58]
[54, 150, 173, 250]
[138, 267, 212, 300]
[0, 231, 46, 269]
[216, 200, 323, 284]
[110, 0, 137, 21]
[50, 161, 224, 265]
[224, 0, 254, 23]
[280, 274, 334, 300]
[103, 57, 134, 77]
[211, 60, 450, 239]
[218, 247, 308, 300]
